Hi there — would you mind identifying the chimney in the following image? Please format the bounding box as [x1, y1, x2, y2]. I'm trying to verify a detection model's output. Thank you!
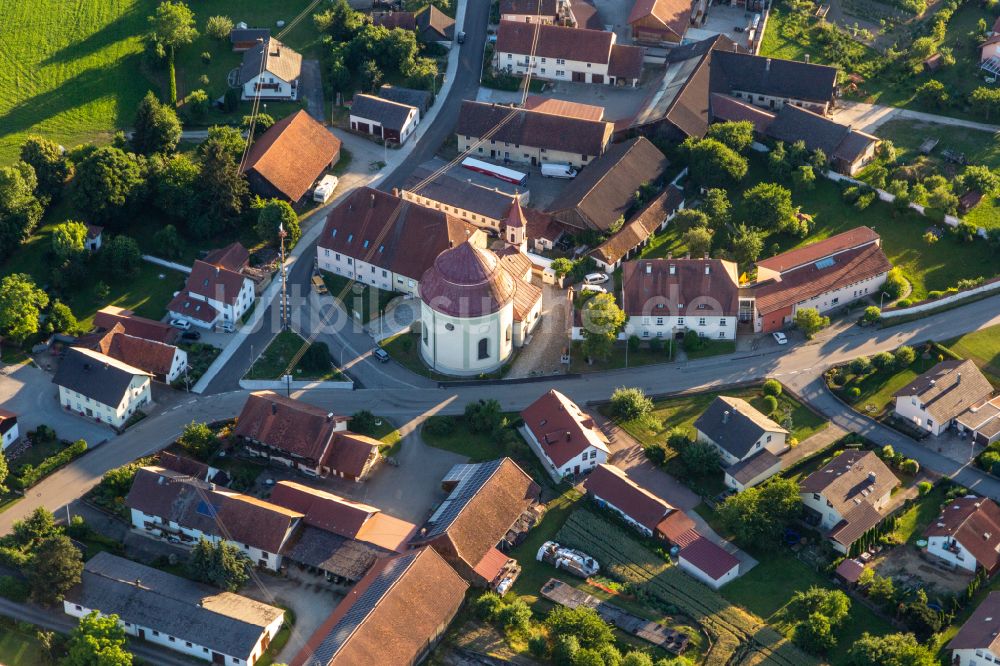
[868, 471, 877, 484]
[327, 413, 334, 422]
[723, 410, 730, 424]
[565, 431, 572, 441]
[271, 401, 277, 415]
[766, 58, 772, 72]
[370, 192, 376, 207]
[666, 252, 672, 260]
[135, 578, 142, 587]
[645, 263, 652, 274]
[392, 187, 399, 197]
[958, 373, 962, 384]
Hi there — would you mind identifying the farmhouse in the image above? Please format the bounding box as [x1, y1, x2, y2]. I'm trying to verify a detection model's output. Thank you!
[0, 409, 19, 451]
[65, 552, 285, 666]
[620, 258, 740, 341]
[81, 322, 188, 384]
[93, 306, 179, 344]
[893, 360, 994, 437]
[800, 450, 897, 553]
[241, 110, 341, 205]
[234, 391, 380, 482]
[678, 536, 740, 589]
[317, 187, 485, 297]
[924, 496, 1000, 574]
[628, 0, 695, 45]
[378, 84, 432, 118]
[590, 187, 685, 271]
[748, 226, 891, 333]
[457, 100, 613, 169]
[290, 548, 467, 666]
[414, 4, 455, 44]
[237, 38, 302, 101]
[53, 347, 152, 429]
[583, 464, 680, 539]
[520, 390, 611, 482]
[948, 591, 1000, 666]
[169, 257, 256, 330]
[547, 137, 670, 232]
[500, 0, 564, 23]
[349, 94, 420, 145]
[126, 466, 303, 571]
[494, 21, 644, 86]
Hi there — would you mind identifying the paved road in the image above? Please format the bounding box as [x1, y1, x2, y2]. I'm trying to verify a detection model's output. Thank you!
[833, 100, 1000, 133]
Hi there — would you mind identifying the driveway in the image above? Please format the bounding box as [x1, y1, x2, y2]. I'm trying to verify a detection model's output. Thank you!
[507, 283, 572, 379]
[832, 100, 1000, 134]
[300, 59, 325, 122]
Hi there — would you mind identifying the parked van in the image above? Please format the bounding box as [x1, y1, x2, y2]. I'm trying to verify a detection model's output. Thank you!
[584, 273, 609, 285]
[541, 163, 578, 179]
[313, 175, 340, 203]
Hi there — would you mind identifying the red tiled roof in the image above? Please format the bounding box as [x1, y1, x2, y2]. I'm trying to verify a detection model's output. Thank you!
[621, 257, 740, 317]
[609, 44, 645, 81]
[88, 323, 179, 377]
[628, 0, 691, 38]
[658, 512, 697, 544]
[756, 226, 880, 273]
[523, 95, 605, 121]
[325, 431, 380, 479]
[167, 291, 218, 323]
[234, 391, 347, 463]
[679, 536, 739, 580]
[241, 109, 341, 202]
[419, 241, 517, 317]
[500, 0, 560, 16]
[925, 496, 1000, 572]
[94, 306, 178, 344]
[269, 481, 377, 537]
[948, 591, 1000, 651]
[496, 20, 613, 64]
[373, 11, 416, 30]
[457, 101, 613, 160]
[835, 558, 865, 583]
[521, 390, 610, 468]
[472, 547, 512, 584]
[186, 260, 248, 305]
[584, 464, 674, 532]
[203, 242, 249, 272]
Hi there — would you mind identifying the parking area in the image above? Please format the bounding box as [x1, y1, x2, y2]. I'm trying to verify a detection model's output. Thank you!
[588, 0, 633, 40]
[476, 80, 651, 124]
[691, 4, 758, 51]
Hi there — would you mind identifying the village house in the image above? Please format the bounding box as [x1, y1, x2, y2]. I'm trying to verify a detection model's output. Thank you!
[583, 464, 686, 539]
[414, 4, 455, 45]
[0, 409, 19, 451]
[372, 10, 416, 30]
[628, 0, 695, 45]
[494, 21, 644, 86]
[229, 25, 270, 51]
[168, 243, 256, 330]
[893, 359, 995, 437]
[981, 17, 1000, 68]
[378, 84, 433, 118]
[620, 258, 740, 342]
[693, 396, 787, 490]
[800, 450, 897, 553]
[53, 347, 152, 429]
[590, 186, 685, 272]
[500, 0, 566, 24]
[317, 187, 485, 297]
[65, 552, 285, 666]
[410, 458, 540, 588]
[457, 100, 613, 169]
[157, 451, 230, 486]
[240, 110, 342, 205]
[547, 137, 670, 232]
[237, 37, 301, 101]
[957, 395, 1000, 447]
[748, 226, 892, 333]
[93, 306, 179, 344]
[520, 390, 611, 482]
[85, 224, 103, 252]
[924, 496, 1000, 574]
[677, 536, 740, 589]
[126, 466, 302, 571]
[80, 323, 188, 384]
[349, 94, 420, 145]
[947, 590, 1000, 666]
[290, 548, 468, 666]
[233, 391, 380, 482]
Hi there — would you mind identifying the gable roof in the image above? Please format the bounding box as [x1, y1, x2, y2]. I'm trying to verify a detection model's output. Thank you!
[709, 93, 776, 133]
[628, 0, 691, 39]
[496, 20, 614, 64]
[711, 49, 838, 103]
[318, 187, 479, 282]
[238, 37, 302, 85]
[523, 95, 605, 121]
[679, 536, 739, 579]
[547, 137, 669, 231]
[241, 110, 341, 202]
[68, 552, 284, 660]
[234, 391, 347, 464]
[350, 94, 416, 132]
[693, 396, 786, 459]
[457, 100, 613, 161]
[86, 323, 178, 377]
[411, 458, 539, 571]
[949, 591, 1000, 652]
[378, 85, 432, 112]
[926, 496, 1000, 572]
[93, 306, 178, 344]
[167, 291, 218, 323]
[125, 467, 302, 553]
[0, 409, 16, 437]
[500, 0, 560, 16]
[756, 226, 880, 273]
[230, 27, 270, 45]
[373, 11, 416, 30]
[725, 449, 781, 486]
[584, 464, 675, 532]
[52, 347, 151, 407]
[620, 257, 739, 317]
[800, 450, 897, 519]
[609, 44, 645, 81]
[404, 160, 521, 222]
[325, 431, 381, 479]
[186, 259, 248, 305]
[521, 390, 611, 468]
[203, 242, 250, 272]
[766, 104, 878, 163]
[894, 359, 994, 424]
[290, 548, 467, 665]
[414, 4, 455, 40]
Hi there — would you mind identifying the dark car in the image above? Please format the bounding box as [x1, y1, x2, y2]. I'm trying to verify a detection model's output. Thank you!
[457, 31, 466, 44]
[181, 331, 201, 341]
[373, 347, 390, 363]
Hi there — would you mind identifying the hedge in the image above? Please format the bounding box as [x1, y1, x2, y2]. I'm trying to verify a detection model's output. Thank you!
[11, 439, 88, 490]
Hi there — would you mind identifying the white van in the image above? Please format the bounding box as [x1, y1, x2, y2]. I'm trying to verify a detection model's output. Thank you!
[313, 175, 340, 203]
[541, 163, 578, 179]
[584, 273, 609, 285]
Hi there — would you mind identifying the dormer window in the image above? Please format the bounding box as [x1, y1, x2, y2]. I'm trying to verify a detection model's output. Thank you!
[347, 234, 353, 242]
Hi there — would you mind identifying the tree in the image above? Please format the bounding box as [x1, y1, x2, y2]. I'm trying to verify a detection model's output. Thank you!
[850, 356, 873, 375]
[496, 598, 532, 632]
[730, 224, 765, 265]
[101, 235, 142, 279]
[150, 153, 199, 224]
[200, 125, 245, 162]
[847, 632, 936, 666]
[681, 227, 713, 257]
[717, 477, 801, 548]
[465, 399, 504, 434]
[687, 138, 748, 188]
[26, 534, 83, 604]
[188, 538, 250, 591]
[672, 208, 709, 231]
[791, 587, 850, 626]
[882, 268, 908, 300]
[131, 91, 182, 155]
[205, 15, 233, 40]
[871, 351, 894, 372]
[405, 56, 439, 91]
[475, 592, 505, 620]
[681, 440, 721, 475]
[242, 113, 276, 139]
[743, 183, 796, 233]
[185, 89, 210, 120]
[51, 221, 89, 263]
[768, 141, 791, 180]
[63, 610, 133, 666]
[178, 421, 217, 459]
[960, 165, 1000, 195]
[71, 147, 145, 225]
[314, 0, 367, 41]
[0, 162, 44, 259]
[551, 257, 573, 277]
[901, 458, 919, 475]
[866, 574, 896, 608]
[546, 606, 615, 649]
[970, 86, 1000, 120]
[610, 387, 653, 421]
[701, 188, 731, 229]
[893, 345, 915, 367]
[862, 306, 881, 324]
[196, 138, 248, 234]
[762, 379, 782, 396]
[20, 135, 71, 199]
[915, 79, 947, 107]
[761, 394, 778, 415]
[902, 600, 941, 641]
[795, 612, 836, 654]
[360, 59, 383, 92]
[153, 224, 183, 260]
[580, 293, 626, 361]
[794, 308, 829, 339]
[793, 165, 816, 190]
[149, 1, 198, 100]
[11, 507, 58, 549]
[706, 120, 755, 153]
[47, 300, 79, 335]
[553, 635, 581, 665]
[255, 198, 301, 246]
[0, 273, 48, 344]
[620, 653, 654, 666]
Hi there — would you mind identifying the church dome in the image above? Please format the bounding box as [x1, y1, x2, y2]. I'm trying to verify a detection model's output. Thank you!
[419, 242, 516, 317]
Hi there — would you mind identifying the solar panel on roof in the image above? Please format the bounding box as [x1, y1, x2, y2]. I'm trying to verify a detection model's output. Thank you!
[422, 460, 502, 537]
[814, 257, 835, 270]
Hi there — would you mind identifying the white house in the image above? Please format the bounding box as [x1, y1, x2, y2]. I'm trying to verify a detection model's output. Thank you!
[583, 464, 678, 539]
[168, 259, 256, 329]
[947, 591, 1000, 666]
[893, 359, 994, 437]
[237, 37, 302, 101]
[53, 347, 152, 429]
[126, 466, 303, 571]
[349, 94, 420, 145]
[65, 552, 285, 666]
[677, 536, 740, 589]
[924, 496, 1000, 575]
[520, 390, 611, 482]
[800, 450, 897, 553]
[0, 409, 18, 450]
[693, 396, 788, 466]
[87, 322, 188, 384]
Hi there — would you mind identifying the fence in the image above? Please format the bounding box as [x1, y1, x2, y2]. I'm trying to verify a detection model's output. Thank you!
[142, 255, 192, 273]
[881, 276, 1000, 320]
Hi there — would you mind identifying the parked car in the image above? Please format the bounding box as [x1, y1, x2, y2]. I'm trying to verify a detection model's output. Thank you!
[772, 331, 788, 345]
[169, 318, 191, 330]
[373, 347, 391, 363]
[580, 284, 606, 294]
[180, 331, 201, 341]
[584, 272, 609, 285]
[457, 31, 466, 44]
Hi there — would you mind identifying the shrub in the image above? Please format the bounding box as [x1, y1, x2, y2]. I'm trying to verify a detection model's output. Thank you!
[200, 51, 211, 64]
[529, 634, 550, 658]
[762, 395, 779, 415]
[900, 459, 920, 475]
[424, 415, 455, 437]
[883, 268, 908, 300]
[895, 298, 912, 308]
[496, 598, 532, 632]
[475, 592, 504, 620]
[644, 443, 667, 466]
[683, 330, 704, 352]
[762, 379, 782, 397]
[609, 387, 653, 422]
[649, 337, 663, 352]
[894, 345, 916, 368]
[871, 352, 895, 371]
[12, 439, 88, 490]
[0, 576, 29, 602]
[850, 356, 873, 375]
[917, 481, 933, 495]
[299, 342, 333, 373]
[855, 192, 876, 210]
[862, 306, 881, 324]
[628, 335, 641, 352]
[205, 15, 234, 40]
[350, 410, 377, 436]
[847, 387, 861, 401]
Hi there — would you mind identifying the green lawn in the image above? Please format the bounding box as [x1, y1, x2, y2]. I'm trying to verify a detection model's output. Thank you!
[944, 323, 1000, 387]
[888, 483, 949, 544]
[834, 352, 943, 416]
[370, 417, 402, 457]
[323, 274, 397, 325]
[379, 331, 455, 381]
[0, 627, 45, 665]
[246, 330, 343, 380]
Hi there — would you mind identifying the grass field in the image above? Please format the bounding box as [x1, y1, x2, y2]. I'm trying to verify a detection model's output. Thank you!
[246, 330, 343, 380]
[888, 482, 949, 544]
[834, 352, 943, 415]
[323, 274, 396, 325]
[0, 627, 45, 666]
[944, 323, 1000, 387]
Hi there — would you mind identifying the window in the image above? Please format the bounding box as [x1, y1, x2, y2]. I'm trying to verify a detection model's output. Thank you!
[445, 323, 455, 331]
[766, 434, 772, 443]
[590, 450, 597, 459]
[478, 338, 489, 360]
[382, 270, 387, 277]
[423, 326, 428, 345]
[169, 637, 175, 643]
[927, 419, 934, 428]
[677, 317, 684, 325]
[720, 319, 726, 326]
[540, 68, 545, 74]
[698, 318, 706, 326]
[541, 57, 546, 62]
[506, 326, 512, 342]
[812, 493, 820, 501]
[75, 605, 82, 611]
[656, 318, 663, 326]
[186, 642, 193, 648]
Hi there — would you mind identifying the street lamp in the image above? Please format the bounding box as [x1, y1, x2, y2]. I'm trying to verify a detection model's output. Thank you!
[879, 291, 890, 309]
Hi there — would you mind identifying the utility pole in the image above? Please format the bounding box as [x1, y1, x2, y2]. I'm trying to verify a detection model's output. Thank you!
[279, 223, 289, 331]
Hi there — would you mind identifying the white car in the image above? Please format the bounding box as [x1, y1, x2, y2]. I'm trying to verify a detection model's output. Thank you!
[772, 331, 788, 345]
[170, 318, 192, 331]
[584, 272, 609, 285]
[580, 284, 606, 294]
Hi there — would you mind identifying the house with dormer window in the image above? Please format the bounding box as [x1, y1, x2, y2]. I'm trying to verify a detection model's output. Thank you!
[168, 243, 256, 329]
[520, 390, 610, 482]
[924, 496, 1000, 574]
